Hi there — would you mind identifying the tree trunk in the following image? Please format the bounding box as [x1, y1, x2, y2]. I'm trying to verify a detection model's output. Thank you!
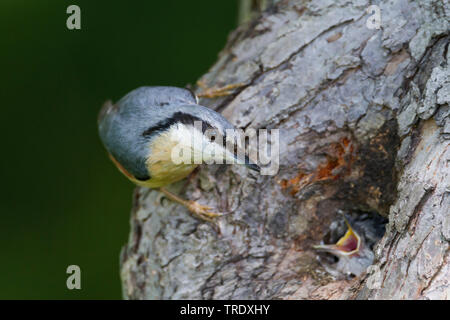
[120, 0, 449, 300]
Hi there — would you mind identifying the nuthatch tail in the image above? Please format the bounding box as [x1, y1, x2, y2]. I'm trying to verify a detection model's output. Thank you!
[98, 86, 259, 221]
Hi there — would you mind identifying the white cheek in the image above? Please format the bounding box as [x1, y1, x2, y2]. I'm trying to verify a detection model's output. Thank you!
[169, 124, 209, 150]
[169, 124, 189, 145]
[168, 124, 235, 163]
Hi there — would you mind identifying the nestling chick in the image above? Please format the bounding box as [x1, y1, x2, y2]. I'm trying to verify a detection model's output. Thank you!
[98, 86, 259, 221]
[313, 216, 378, 278]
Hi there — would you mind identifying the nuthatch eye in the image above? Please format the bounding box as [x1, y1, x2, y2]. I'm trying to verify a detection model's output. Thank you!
[98, 86, 259, 221]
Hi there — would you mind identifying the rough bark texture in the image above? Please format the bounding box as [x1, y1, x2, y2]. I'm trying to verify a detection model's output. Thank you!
[120, 0, 449, 299]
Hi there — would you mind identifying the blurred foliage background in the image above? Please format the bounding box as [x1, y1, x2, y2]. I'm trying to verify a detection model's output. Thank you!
[0, 0, 238, 299]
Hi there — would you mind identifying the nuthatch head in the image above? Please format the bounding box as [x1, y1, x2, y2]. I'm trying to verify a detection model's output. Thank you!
[314, 218, 363, 258]
[313, 213, 386, 278]
[98, 86, 259, 189]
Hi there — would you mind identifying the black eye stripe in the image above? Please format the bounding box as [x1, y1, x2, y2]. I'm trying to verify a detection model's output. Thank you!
[201, 121, 212, 133]
[135, 174, 151, 181]
[142, 112, 214, 138]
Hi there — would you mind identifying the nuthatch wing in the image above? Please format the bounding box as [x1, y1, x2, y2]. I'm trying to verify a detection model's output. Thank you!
[98, 86, 259, 221]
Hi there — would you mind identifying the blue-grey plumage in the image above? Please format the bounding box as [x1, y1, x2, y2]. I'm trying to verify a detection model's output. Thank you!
[98, 86, 258, 190]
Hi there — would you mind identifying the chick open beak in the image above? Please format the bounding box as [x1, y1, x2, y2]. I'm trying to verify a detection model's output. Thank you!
[313, 219, 361, 257]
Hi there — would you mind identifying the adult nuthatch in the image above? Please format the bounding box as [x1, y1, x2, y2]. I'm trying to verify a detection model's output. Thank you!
[98, 86, 259, 221]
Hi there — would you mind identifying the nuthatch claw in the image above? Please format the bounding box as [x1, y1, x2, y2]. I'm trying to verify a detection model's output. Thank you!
[98, 86, 259, 222]
[187, 201, 222, 222]
[196, 80, 245, 99]
[159, 187, 221, 222]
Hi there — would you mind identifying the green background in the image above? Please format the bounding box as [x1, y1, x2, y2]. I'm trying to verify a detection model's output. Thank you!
[0, 0, 237, 299]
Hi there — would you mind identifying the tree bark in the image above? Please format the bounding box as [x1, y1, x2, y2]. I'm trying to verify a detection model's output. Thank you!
[120, 0, 449, 299]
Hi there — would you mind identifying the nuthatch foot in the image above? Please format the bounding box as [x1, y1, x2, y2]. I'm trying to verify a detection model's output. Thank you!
[98, 86, 259, 222]
[196, 80, 245, 99]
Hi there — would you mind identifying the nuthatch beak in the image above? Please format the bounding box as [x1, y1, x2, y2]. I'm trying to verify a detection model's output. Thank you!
[98, 86, 259, 221]
[313, 218, 361, 258]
